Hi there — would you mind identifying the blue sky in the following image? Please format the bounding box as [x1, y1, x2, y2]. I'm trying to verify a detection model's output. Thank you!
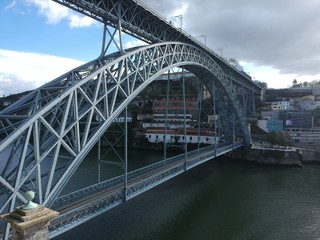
[0, 1, 102, 60]
[1, 0, 320, 96]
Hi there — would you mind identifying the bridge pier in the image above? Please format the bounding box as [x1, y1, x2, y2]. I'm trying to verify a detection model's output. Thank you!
[0, 192, 58, 240]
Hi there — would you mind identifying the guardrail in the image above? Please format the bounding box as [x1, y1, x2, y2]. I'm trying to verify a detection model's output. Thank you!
[51, 145, 218, 209]
[49, 141, 243, 237]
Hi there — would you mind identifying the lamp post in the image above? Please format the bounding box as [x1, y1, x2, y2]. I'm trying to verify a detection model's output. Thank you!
[195, 35, 207, 46]
[214, 48, 223, 57]
[168, 15, 183, 30]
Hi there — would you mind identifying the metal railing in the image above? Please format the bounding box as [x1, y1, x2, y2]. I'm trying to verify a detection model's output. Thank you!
[49, 142, 243, 237]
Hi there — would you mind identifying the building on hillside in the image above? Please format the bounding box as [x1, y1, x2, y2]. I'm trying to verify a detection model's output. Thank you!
[265, 87, 320, 101]
[261, 111, 280, 120]
[257, 119, 283, 132]
[299, 100, 320, 111]
[271, 100, 290, 111]
[145, 128, 219, 145]
[137, 114, 153, 121]
[153, 95, 198, 117]
[265, 88, 314, 102]
[286, 128, 320, 144]
[314, 87, 320, 100]
[207, 114, 219, 124]
[142, 114, 194, 129]
[130, 99, 150, 108]
[156, 71, 194, 80]
[280, 111, 313, 129]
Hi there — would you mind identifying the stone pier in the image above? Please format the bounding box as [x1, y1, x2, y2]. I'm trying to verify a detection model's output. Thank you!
[0, 192, 59, 240]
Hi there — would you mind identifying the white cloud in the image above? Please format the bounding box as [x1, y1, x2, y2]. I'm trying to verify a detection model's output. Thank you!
[0, 49, 84, 96]
[5, 1, 16, 10]
[125, 39, 148, 49]
[69, 14, 96, 28]
[145, 0, 320, 89]
[172, 2, 189, 17]
[24, 0, 97, 28]
[241, 61, 320, 89]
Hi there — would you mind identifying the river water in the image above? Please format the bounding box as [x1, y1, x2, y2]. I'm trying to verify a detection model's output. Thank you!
[55, 148, 320, 240]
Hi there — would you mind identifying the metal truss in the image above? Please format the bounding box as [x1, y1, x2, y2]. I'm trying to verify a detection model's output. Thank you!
[49, 142, 240, 237]
[49, 188, 124, 238]
[52, 0, 262, 94]
[0, 42, 253, 219]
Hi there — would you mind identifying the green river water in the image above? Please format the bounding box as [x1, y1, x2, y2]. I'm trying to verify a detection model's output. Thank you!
[55, 148, 320, 240]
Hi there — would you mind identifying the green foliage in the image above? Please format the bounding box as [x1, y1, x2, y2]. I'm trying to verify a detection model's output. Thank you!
[313, 109, 320, 117]
[254, 80, 268, 89]
[291, 79, 320, 88]
[267, 131, 292, 146]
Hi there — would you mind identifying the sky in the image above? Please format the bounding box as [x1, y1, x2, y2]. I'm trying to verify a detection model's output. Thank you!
[1, 0, 320, 96]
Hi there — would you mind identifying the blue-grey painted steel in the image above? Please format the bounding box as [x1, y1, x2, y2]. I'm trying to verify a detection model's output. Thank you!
[48, 142, 241, 238]
[0, 42, 251, 217]
[0, 0, 261, 238]
[52, 0, 262, 94]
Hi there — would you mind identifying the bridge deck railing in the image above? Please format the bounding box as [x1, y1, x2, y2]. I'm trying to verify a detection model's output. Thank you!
[49, 142, 243, 237]
[51, 144, 226, 209]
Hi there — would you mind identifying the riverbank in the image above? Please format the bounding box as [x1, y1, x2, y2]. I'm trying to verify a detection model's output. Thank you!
[227, 144, 320, 167]
[226, 145, 303, 167]
[298, 149, 320, 163]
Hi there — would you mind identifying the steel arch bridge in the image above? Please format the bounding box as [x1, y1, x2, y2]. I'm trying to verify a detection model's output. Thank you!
[0, 0, 262, 238]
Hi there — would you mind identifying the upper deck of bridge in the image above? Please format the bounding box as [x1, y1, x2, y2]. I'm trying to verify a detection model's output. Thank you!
[53, 0, 262, 94]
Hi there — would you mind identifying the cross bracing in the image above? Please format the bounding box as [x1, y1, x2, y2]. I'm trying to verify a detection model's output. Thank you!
[0, 42, 251, 216]
[0, 0, 263, 238]
[52, 0, 262, 94]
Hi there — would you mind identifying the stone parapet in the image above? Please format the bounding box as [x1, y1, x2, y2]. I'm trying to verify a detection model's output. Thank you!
[0, 205, 59, 240]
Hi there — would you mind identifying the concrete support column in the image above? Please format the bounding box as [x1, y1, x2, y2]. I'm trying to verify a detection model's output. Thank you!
[0, 191, 59, 240]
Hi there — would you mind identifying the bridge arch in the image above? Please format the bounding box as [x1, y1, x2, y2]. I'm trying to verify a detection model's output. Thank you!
[0, 42, 249, 214]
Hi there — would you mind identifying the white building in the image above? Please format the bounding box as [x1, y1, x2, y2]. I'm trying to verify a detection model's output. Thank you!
[271, 101, 290, 111]
[142, 113, 195, 129]
[208, 114, 219, 124]
[95, 115, 132, 122]
[299, 100, 320, 111]
[143, 123, 192, 129]
[145, 128, 219, 145]
[137, 114, 153, 121]
[286, 128, 320, 144]
[152, 113, 193, 123]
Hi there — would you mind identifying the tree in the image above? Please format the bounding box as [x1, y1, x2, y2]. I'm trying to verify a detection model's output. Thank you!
[310, 80, 320, 86]
[292, 79, 297, 86]
[313, 109, 320, 118]
[267, 131, 292, 146]
[254, 80, 268, 89]
[291, 79, 302, 88]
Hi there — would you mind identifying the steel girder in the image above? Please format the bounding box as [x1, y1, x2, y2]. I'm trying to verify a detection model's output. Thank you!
[52, 0, 262, 94]
[0, 42, 248, 219]
[48, 143, 240, 237]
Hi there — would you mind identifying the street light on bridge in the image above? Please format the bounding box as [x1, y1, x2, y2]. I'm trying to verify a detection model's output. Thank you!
[195, 35, 207, 46]
[214, 48, 223, 57]
[168, 14, 183, 30]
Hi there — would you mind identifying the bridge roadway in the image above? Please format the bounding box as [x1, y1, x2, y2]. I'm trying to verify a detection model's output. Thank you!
[48, 142, 242, 237]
